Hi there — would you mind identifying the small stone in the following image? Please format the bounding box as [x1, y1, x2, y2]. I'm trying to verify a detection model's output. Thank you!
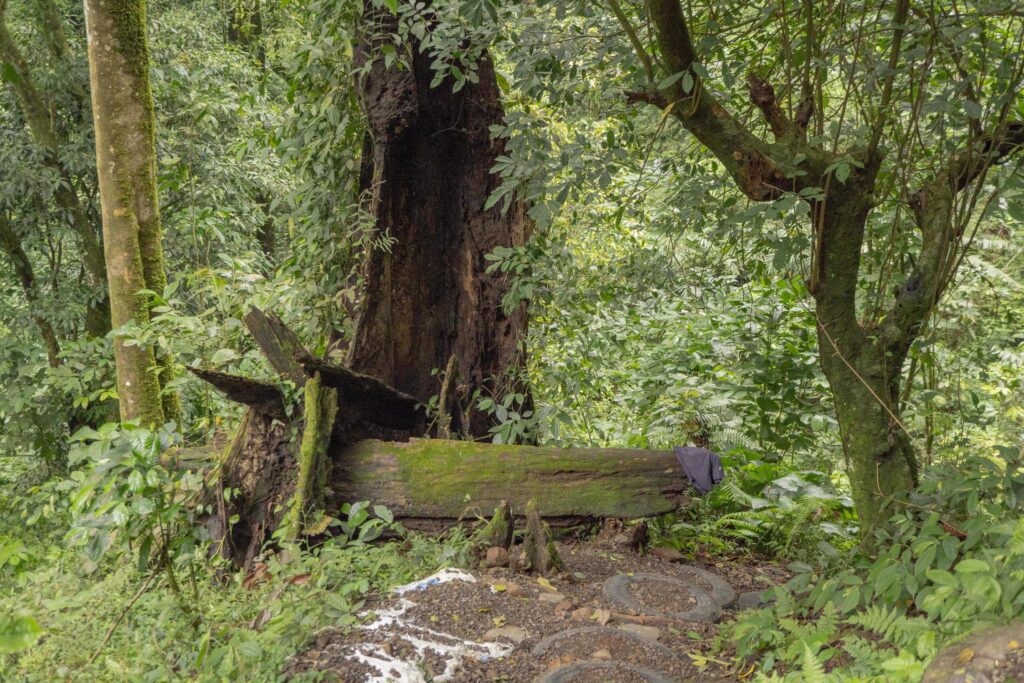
[570, 607, 592, 621]
[555, 600, 572, 611]
[736, 591, 768, 610]
[590, 648, 612, 661]
[506, 582, 526, 598]
[538, 592, 566, 604]
[485, 546, 510, 568]
[483, 626, 528, 644]
[618, 624, 661, 641]
[612, 533, 631, 546]
[650, 547, 686, 562]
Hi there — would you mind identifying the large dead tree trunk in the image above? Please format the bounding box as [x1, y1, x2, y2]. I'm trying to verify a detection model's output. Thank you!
[348, 8, 530, 438]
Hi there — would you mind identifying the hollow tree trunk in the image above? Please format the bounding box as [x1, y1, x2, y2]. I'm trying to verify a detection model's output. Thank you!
[84, 0, 177, 425]
[348, 9, 530, 437]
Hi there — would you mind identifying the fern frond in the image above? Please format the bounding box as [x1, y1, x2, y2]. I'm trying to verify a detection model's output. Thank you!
[800, 641, 828, 683]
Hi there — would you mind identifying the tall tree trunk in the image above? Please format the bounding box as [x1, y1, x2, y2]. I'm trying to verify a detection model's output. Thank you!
[84, 0, 175, 426]
[348, 11, 530, 437]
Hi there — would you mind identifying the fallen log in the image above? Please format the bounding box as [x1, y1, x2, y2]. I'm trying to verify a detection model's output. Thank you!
[329, 438, 690, 526]
[192, 308, 694, 567]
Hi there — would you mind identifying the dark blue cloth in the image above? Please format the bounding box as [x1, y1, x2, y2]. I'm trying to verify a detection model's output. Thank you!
[673, 446, 725, 493]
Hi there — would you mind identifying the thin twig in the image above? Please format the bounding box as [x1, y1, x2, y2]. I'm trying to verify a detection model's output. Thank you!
[87, 571, 158, 666]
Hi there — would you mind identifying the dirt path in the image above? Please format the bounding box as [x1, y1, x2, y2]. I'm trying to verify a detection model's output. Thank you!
[288, 537, 788, 682]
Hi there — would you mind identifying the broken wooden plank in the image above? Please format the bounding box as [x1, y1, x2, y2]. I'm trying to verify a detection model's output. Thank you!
[244, 307, 308, 386]
[329, 438, 690, 523]
[188, 368, 287, 420]
[294, 352, 426, 433]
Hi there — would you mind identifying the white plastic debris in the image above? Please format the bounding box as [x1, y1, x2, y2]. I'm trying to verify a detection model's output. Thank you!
[336, 569, 512, 682]
[392, 568, 477, 595]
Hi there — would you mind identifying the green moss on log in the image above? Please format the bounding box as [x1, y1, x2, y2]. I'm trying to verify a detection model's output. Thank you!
[287, 373, 338, 538]
[333, 438, 687, 519]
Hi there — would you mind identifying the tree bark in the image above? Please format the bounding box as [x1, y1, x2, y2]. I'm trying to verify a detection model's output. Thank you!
[348, 8, 530, 438]
[84, 0, 175, 425]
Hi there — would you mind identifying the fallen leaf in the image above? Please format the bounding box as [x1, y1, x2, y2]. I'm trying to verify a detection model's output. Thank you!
[288, 573, 312, 586]
[537, 577, 556, 592]
[242, 563, 269, 590]
[492, 615, 507, 627]
[248, 607, 271, 630]
[957, 648, 975, 665]
[593, 608, 611, 626]
[492, 584, 507, 593]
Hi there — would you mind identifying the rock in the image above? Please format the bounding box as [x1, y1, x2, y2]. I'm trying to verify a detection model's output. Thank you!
[505, 582, 526, 598]
[538, 592, 566, 605]
[483, 626, 529, 645]
[590, 648, 612, 660]
[923, 622, 1024, 683]
[618, 624, 661, 641]
[650, 547, 686, 562]
[736, 590, 769, 610]
[485, 546, 510, 568]
[570, 607, 592, 621]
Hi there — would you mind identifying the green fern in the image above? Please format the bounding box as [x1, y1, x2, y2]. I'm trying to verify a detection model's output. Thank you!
[1009, 517, 1024, 558]
[800, 641, 828, 683]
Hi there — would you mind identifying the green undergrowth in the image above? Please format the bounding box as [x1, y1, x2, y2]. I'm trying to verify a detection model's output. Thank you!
[711, 447, 1024, 681]
[0, 426, 474, 681]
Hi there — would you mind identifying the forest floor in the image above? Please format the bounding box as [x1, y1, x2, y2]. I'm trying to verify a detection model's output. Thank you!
[288, 529, 790, 682]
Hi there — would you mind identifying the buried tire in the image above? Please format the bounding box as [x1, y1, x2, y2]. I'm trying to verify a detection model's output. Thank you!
[537, 661, 679, 683]
[602, 573, 721, 623]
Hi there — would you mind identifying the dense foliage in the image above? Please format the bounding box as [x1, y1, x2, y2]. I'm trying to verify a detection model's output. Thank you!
[1, 0, 1023, 680]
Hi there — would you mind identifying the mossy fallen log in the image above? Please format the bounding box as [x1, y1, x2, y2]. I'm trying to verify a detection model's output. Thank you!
[328, 438, 690, 526]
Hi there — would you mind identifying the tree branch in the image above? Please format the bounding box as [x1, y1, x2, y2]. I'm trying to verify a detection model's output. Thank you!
[883, 122, 1024, 349]
[607, 0, 654, 85]
[641, 0, 832, 201]
[866, 0, 910, 163]
[0, 214, 61, 366]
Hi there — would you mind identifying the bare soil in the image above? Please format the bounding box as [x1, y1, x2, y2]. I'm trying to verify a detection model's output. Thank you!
[287, 537, 788, 682]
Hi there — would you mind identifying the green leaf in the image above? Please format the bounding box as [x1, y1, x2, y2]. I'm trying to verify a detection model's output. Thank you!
[925, 569, 958, 588]
[681, 72, 694, 94]
[0, 615, 42, 654]
[658, 71, 684, 90]
[955, 558, 990, 574]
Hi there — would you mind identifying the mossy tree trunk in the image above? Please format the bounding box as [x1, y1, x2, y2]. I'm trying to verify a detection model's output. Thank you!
[84, 0, 178, 425]
[632, 0, 1024, 536]
[348, 6, 530, 438]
